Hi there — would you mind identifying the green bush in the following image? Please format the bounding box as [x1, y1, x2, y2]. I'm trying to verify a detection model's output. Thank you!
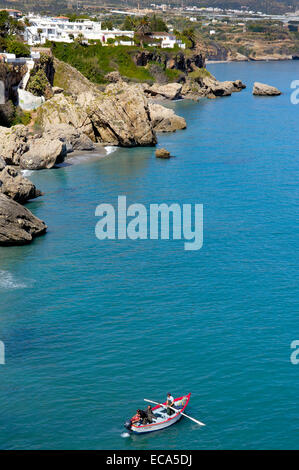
[6, 40, 30, 57]
[27, 69, 49, 96]
[11, 107, 31, 126]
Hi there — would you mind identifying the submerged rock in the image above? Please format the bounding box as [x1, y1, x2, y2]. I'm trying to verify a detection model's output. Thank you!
[0, 166, 42, 203]
[0, 193, 47, 245]
[20, 138, 66, 170]
[155, 148, 171, 159]
[149, 103, 186, 132]
[253, 82, 281, 96]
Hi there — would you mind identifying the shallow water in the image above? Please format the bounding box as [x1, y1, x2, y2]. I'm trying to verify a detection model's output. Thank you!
[0, 61, 298, 449]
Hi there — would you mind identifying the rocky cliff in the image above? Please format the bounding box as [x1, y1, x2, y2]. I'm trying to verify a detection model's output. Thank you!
[0, 56, 246, 245]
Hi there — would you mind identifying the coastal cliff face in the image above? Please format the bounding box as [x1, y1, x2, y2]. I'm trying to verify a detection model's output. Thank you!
[0, 63, 28, 126]
[133, 50, 206, 75]
[0, 63, 27, 102]
[0, 56, 246, 246]
[36, 83, 157, 147]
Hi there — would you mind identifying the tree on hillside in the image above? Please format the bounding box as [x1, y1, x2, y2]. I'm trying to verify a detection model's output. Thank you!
[9, 18, 24, 37]
[135, 16, 152, 48]
[6, 39, 30, 57]
[0, 11, 10, 37]
[37, 28, 43, 43]
[102, 20, 114, 31]
[75, 33, 85, 45]
[149, 14, 168, 33]
[122, 16, 136, 31]
[182, 28, 196, 49]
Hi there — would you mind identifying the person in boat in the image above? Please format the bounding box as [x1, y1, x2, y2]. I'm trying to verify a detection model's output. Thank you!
[131, 410, 142, 425]
[166, 393, 175, 416]
[132, 409, 148, 425]
[145, 405, 155, 424]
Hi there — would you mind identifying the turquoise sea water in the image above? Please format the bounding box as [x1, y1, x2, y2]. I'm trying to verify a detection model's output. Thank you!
[0, 61, 298, 450]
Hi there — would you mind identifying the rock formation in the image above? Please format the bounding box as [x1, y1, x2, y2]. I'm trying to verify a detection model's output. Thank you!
[145, 83, 183, 100]
[0, 166, 42, 203]
[44, 124, 95, 153]
[252, 82, 282, 96]
[0, 193, 46, 246]
[155, 148, 171, 159]
[181, 75, 246, 100]
[37, 81, 157, 147]
[0, 125, 29, 165]
[20, 138, 66, 170]
[87, 82, 157, 146]
[0, 156, 6, 171]
[149, 103, 186, 132]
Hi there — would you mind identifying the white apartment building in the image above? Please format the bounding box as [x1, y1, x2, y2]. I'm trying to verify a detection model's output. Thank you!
[149, 33, 185, 49]
[24, 15, 134, 46]
[23, 15, 184, 49]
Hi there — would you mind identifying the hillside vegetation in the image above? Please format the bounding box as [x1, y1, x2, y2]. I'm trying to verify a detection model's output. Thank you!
[51, 42, 155, 84]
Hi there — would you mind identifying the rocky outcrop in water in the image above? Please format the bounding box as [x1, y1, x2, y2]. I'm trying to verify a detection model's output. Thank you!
[144, 83, 182, 100]
[0, 193, 46, 246]
[181, 75, 246, 100]
[252, 82, 281, 96]
[155, 148, 171, 159]
[37, 81, 157, 147]
[87, 82, 157, 146]
[149, 103, 186, 132]
[0, 166, 42, 203]
[20, 138, 66, 170]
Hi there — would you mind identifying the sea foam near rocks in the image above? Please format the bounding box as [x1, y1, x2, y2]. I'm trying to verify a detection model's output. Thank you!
[105, 146, 117, 155]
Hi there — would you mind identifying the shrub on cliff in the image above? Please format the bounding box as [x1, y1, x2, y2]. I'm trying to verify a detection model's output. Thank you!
[27, 69, 49, 96]
[6, 40, 30, 58]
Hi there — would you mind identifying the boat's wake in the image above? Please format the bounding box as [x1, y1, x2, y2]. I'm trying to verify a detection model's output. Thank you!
[121, 432, 130, 438]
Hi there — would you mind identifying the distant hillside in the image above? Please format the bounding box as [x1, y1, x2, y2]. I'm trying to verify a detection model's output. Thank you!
[192, 0, 299, 14]
[0, 0, 298, 15]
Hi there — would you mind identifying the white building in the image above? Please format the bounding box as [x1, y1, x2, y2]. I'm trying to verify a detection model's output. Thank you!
[23, 15, 184, 49]
[0, 9, 22, 18]
[149, 33, 185, 49]
[24, 15, 134, 46]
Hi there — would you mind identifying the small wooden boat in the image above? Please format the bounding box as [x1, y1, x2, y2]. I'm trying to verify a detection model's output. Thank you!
[125, 393, 191, 434]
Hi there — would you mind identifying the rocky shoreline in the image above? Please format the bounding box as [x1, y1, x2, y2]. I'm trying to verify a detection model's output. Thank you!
[0, 59, 248, 246]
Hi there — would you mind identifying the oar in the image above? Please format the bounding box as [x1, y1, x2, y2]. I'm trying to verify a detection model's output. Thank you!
[144, 398, 205, 426]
